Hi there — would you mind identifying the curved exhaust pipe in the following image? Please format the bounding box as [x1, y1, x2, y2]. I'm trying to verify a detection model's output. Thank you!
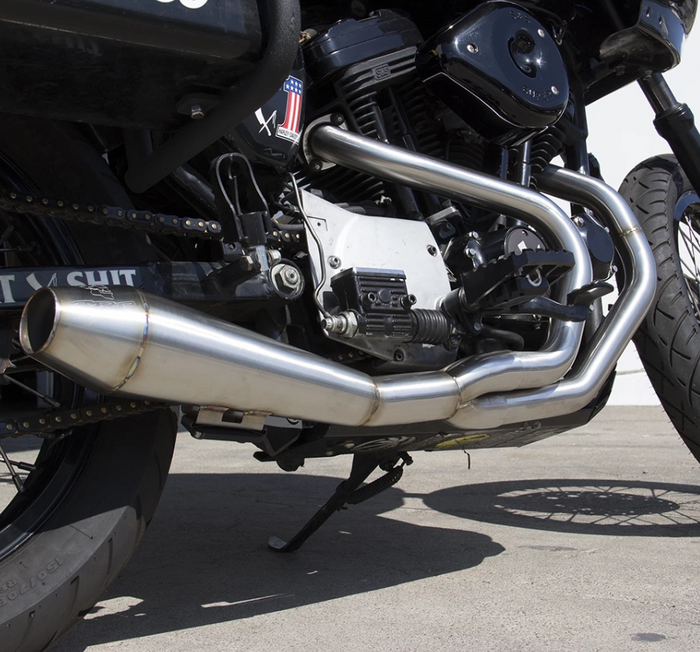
[19, 133, 654, 430]
[447, 166, 657, 428]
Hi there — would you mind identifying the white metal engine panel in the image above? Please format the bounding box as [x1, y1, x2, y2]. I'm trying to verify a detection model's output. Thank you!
[302, 190, 453, 363]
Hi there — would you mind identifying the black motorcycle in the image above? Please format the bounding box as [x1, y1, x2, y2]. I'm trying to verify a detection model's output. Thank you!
[0, 0, 698, 648]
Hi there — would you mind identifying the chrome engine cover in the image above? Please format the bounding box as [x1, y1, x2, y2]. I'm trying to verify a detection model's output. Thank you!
[301, 190, 454, 366]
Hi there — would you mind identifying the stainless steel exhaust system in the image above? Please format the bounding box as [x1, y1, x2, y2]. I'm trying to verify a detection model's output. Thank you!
[19, 286, 381, 426]
[447, 167, 657, 428]
[308, 126, 593, 424]
[19, 128, 654, 430]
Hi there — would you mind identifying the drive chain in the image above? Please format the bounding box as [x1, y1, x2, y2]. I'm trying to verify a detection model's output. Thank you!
[0, 191, 223, 240]
[0, 398, 167, 440]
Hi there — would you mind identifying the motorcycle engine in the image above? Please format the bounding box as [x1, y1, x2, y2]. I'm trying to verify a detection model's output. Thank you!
[299, 4, 574, 369]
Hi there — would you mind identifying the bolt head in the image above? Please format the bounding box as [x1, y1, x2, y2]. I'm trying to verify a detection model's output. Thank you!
[190, 104, 205, 120]
[240, 255, 255, 271]
[538, 28, 546, 37]
[267, 249, 282, 266]
[309, 159, 323, 173]
[275, 264, 302, 292]
[467, 43, 478, 53]
[551, 86, 559, 95]
[466, 247, 478, 258]
[328, 256, 341, 269]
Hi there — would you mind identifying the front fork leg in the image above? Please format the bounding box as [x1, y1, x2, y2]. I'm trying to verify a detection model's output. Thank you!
[639, 72, 700, 193]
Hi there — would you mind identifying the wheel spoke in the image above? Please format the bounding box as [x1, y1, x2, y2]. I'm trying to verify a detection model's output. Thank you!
[3, 375, 61, 408]
[678, 215, 700, 317]
[8, 459, 36, 472]
[0, 442, 24, 492]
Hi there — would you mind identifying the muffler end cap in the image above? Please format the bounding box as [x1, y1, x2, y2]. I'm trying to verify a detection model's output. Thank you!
[20, 288, 59, 355]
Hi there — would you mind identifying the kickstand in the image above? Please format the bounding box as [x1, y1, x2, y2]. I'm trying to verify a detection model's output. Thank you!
[268, 453, 385, 553]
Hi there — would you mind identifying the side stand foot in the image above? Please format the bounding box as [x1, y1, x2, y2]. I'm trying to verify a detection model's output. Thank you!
[268, 453, 408, 553]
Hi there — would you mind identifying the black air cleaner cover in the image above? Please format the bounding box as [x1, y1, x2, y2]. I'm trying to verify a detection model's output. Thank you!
[417, 2, 569, 146]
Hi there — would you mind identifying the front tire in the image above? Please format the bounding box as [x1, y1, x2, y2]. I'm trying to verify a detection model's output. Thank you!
[620, 155, 700, 462]
[0, 115, 177, 649]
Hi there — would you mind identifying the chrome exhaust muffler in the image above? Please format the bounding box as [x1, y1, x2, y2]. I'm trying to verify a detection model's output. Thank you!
[18, 129, 655, 430]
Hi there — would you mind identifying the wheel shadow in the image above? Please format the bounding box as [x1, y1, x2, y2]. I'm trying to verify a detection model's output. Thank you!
[422, 479, 700, 537]
[53, 471, 503, 651]
[54, 474, 700, 651]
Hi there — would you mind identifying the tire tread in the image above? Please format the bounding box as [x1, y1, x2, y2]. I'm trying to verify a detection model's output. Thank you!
[620, 155, 700, 462]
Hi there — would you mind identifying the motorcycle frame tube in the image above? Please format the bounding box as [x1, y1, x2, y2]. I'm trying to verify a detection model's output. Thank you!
[124, 0, 301, 194]
[447, 166, 656, 429]
[309, 125, 592, 425]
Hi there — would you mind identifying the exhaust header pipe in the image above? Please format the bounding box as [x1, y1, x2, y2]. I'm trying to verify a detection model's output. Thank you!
[19, 130, 655, 431]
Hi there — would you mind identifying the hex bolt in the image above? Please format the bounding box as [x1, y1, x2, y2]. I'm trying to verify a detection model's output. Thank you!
[267, 249, 282, 266]
[274, 264, 302, 292]
[573, 216, 585, 227]
[282, 267, 299, 285]
[466, 247, 478, 258]
[239, 255, 255, 271]
[331, 113, 345, 126]
[468, 231, 480, 240]
[190, 104, 205, 120]
[328, 255, 341, 268]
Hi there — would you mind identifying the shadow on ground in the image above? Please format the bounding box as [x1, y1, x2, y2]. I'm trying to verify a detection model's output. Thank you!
[54, 473, 700, 650]
[54, 471, 502, 651]
[423, 478, 700, 536]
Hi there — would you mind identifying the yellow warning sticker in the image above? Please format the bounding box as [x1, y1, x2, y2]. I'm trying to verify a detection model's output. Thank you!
[433, 433, 489, 450]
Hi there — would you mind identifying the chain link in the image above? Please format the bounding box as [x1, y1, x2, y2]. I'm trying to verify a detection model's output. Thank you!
[0, 398, 167, 440]
[0, 191, 223, 240]
[0, 191, 226, 437]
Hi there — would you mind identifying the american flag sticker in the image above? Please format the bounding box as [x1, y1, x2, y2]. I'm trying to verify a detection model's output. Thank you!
[276, 76, 303, 143]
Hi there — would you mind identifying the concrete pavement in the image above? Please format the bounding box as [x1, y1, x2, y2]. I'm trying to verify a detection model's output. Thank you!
[53, 406, 700, 651]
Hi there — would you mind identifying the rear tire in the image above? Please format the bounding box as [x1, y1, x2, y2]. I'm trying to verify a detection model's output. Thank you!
[0, 114, 177, 650]
[620, 155, 700, 462]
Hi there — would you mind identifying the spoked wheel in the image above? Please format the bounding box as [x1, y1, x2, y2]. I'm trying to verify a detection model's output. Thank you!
[620, 155, 700, 463]
[674, 199, 700, 316]
[0, 114, 177, 651]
